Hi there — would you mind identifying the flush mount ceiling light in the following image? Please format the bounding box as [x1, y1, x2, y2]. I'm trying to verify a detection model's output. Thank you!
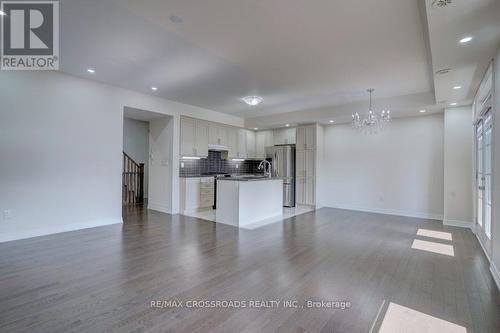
[329, 120, 335, 123]
[352, 89, 391, 132]
[450, 102, 457, 106]
[151, 87, 158, 91]
[242, 96, 263, 106]
[453, 86, 462, 90]
[432, 0, 452, 8]
[87, 68, 95, 73]
[459, 36, 473, 44]
[285, 124, 290, 127]
[435, 68, 451, 75]
[420, 110, 427, 113]
[253, 128, 259, 130]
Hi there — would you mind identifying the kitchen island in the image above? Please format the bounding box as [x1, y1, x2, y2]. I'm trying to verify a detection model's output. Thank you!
[216, 177, 283, 228]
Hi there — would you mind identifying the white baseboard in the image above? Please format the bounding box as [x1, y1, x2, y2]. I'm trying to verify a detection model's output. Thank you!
[0, 218, 123, 243]
[148, 202, 172, 214]
[490, 262, 500, 291]
[443, 219, 473, 229]
[325, 204, 443, 221]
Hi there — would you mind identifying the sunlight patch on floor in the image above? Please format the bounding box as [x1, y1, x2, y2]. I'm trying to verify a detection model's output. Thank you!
[378, 302, 466, 333]
[416, 228, 452, 241]
[411, 239, 454, 256]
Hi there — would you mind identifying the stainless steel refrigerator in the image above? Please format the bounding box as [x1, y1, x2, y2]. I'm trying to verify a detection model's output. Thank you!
[265, 145, 295, 207]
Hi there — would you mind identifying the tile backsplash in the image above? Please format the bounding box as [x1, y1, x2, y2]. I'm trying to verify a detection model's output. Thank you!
[180, 151, 263, 177]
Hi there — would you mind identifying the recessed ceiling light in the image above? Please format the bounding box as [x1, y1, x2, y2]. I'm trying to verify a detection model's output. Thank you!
[253, 128, 259, 131]
[329, 120, 335, 123]
[459, 36, 473, 44]
[151, 87, 158, 91]
[242, 96, 263, 106]
[285, 124, 290, 127]
[0, 10, 6, 16]
[419, 110, 427, 113]
[169, 15, 183, 24]
[87, 68, 95, 73]
[450, 102, 457, 106]
[453, 86, 462, 90]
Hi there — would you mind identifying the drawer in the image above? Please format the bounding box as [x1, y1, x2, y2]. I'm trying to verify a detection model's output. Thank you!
[200, 183, 214, 189]
[200, 177, 214, 183]
[200, 197, 214, 207]
[200, 188, 214, 196]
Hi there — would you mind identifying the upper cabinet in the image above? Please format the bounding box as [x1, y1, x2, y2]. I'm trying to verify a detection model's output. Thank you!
[246, 130, 256, 159]
[236, 129, 248, 159]
[180, 117, 197, 156]
[208, 124, 228, 146]
[226, 127, 238, 158]
[296, 125, 316, 150]
[255, 130, 274, 159]
[181, 117, 209, 157]
[273, 127, 296, 145]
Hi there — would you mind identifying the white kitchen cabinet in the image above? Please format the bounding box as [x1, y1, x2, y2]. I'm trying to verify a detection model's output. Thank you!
[246, 130, 256, 159]
[296, 150, 306, 177]
[195, 120, 209, 157]
[226, 127, 238, 158]
[296, 177, 315, 206]
[296, 125, 316, 206]
[180, 177, 214, 214]
[296, 125, 316, 150]
[305, 150, 315, 177]
[180, 117, 196, 156]
[255, 130, 274, 159]
[296, 178, 305, 204]
[181, 117, 209, 157]
[208, 124, 228, 146]
[236, 129, 248, 159]
[273, 127, 296, 145]
[305, 177, 315, 205]
[296, 150, 314, 178]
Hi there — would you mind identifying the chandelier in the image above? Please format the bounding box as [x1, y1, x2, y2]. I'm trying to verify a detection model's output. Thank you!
[352, 89, 391, 131]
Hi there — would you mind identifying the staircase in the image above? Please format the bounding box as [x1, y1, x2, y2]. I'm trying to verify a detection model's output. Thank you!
[123, 152, 145, 205]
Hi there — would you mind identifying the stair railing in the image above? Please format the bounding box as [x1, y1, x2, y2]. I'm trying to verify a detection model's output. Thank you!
[122, 152, 145, 205]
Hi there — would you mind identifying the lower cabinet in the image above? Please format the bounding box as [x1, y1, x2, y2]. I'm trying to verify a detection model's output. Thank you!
[180, 177, 214, 214]
[296, 177, 315, 206]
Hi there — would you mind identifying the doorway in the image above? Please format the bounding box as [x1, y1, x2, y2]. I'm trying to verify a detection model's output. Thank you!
[475, 110, 492, 254]
[123, 117, 149, 207]
[122, 107, 175, 218]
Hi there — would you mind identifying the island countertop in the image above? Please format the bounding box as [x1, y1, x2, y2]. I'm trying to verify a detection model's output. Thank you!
[216, 178, 283, 227]
[217, 176, 283, 182]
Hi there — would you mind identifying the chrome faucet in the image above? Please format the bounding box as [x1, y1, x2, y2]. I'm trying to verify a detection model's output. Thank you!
[258, 160, 272, 178]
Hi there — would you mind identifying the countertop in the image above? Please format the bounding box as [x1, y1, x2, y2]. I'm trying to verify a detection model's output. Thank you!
[217, 176, 283, 182]
[179, 174, 265, 179]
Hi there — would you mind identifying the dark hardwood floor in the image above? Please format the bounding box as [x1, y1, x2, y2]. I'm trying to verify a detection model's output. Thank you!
[1, 208, 499, 333]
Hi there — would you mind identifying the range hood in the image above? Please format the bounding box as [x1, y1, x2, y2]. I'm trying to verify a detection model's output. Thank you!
[208, 144, 229, 151]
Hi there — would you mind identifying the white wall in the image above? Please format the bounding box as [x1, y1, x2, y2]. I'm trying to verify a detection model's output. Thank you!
[0, 71, 244, 242]
[148, 117, 174, 213]
[443, 107, 473, 227]
[320, 114, 444, 219]
[123, 118, 149, 197]
[492, 47, 500, 285]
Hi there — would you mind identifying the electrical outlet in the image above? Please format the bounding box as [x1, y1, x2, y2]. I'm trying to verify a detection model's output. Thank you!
[3, 209, 12, 220]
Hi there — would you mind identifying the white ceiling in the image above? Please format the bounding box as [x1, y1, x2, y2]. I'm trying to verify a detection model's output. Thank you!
[425, 0, 500, 105]
[58, 0, 499, 121]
